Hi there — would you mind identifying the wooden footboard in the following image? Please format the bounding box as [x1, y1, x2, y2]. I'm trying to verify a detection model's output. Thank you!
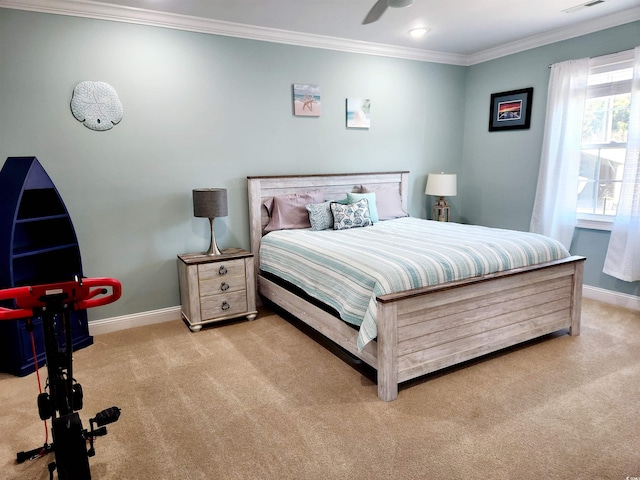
[375, 255, 584, 401]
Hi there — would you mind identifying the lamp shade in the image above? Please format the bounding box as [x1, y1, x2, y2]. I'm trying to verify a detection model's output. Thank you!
[425, 173, 457, 197]
[193, 188, 228, 218]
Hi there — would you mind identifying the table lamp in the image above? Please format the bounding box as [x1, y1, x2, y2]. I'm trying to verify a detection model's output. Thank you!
[425, 173, 457, 222]
[193, 188, 228, 256]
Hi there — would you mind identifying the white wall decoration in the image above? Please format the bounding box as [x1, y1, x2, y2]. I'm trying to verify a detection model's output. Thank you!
[346, 98, 371, 129]
[70, 81, 123, 131]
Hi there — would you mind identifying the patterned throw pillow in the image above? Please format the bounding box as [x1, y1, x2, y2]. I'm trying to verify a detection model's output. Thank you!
[330, 198, 372, 230]
[305, 201, 334, 231]
[346, 192, 379, 222]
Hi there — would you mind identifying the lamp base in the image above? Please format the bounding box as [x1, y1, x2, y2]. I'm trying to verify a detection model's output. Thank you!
[205, 217, 222, 256]
[432, 196, 450, 222]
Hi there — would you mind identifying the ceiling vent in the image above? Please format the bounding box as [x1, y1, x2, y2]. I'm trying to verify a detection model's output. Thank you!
[562, 0, 606, 13]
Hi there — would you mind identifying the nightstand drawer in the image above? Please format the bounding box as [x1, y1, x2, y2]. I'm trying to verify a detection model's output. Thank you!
[200, 290, 247, 319]
[198, 259, 246, 295]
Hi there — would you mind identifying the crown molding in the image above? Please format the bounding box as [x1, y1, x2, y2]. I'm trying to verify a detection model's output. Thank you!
[467, 6, 640, 65]
[0, 0, 468, 65]
[0, 0, 638, 67]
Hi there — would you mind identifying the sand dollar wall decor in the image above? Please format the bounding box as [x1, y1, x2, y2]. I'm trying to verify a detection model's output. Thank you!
[70, 81, 123, 131]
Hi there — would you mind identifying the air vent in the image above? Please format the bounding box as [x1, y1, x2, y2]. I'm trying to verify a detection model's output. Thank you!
[562, 0, 605, 13]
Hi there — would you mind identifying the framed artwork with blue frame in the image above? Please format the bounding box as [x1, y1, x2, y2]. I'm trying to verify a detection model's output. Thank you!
[489, 87, 533, 131]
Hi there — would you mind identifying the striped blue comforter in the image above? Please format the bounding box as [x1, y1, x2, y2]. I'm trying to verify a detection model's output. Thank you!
[259, 217, 570, 350]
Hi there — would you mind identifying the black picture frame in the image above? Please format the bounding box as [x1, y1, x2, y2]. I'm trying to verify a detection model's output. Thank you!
[488, 87, 533, 131]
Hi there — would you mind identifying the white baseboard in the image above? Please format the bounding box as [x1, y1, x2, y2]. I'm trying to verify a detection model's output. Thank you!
[87, 286, 639, 336]
[88, 306, 181, 336]
[583, 285, 640, 311]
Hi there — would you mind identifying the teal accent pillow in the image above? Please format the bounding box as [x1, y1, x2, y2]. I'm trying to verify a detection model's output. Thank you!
[305, 201, 334, 231]
[347, 192, 378, 222]
[330, 198, 372, 230]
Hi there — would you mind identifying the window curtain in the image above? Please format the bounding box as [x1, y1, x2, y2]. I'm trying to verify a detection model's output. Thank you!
[603, 46, 640, 282]
[530, 58, 590, 249]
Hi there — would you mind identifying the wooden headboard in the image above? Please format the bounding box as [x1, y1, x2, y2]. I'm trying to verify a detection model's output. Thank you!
[247, 171, 409, 283]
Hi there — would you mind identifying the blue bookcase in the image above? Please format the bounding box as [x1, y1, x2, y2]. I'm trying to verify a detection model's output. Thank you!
[0, 157, 92, 376]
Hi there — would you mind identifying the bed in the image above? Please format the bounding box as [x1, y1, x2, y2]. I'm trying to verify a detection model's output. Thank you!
[247, 171, 585, 401]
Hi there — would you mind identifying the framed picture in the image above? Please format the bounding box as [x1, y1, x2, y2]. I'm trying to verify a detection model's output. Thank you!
[488, 87, 533, 131]
[346, 98, 371, 129]
[293, 84, 321, 117]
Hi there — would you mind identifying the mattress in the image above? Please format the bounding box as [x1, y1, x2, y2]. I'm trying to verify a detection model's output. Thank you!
[259, 217, 570, 350]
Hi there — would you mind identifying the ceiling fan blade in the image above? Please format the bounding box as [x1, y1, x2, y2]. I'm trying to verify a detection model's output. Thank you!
[362, 0, 389, 25]
[388, 0, 414, 7]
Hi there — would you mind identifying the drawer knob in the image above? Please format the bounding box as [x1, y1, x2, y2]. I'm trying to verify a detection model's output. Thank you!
[221, 301, 230, 311]
[221, 282, 230, 291]
[218, 265, 228, 275]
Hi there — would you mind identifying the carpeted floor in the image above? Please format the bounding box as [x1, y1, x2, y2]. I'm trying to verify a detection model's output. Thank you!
[1, 299, 639, 479]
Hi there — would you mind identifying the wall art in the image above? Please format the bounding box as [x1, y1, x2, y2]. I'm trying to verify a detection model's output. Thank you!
[488, 87, 533, 131]
[346, 98, 371, 129]
[70, 81, 123, 131]
[292, 84, 321, 117]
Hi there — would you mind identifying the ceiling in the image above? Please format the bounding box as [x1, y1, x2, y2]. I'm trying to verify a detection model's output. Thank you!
[2, 0, 639, 64]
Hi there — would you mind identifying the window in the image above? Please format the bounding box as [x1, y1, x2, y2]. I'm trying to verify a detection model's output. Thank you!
[577, 53, 633, 227]
[532, 47, 639, 279]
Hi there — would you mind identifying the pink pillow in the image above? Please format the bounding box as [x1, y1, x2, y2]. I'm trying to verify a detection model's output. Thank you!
[361, 186, 408, 220]
[263, 190, 324, 232]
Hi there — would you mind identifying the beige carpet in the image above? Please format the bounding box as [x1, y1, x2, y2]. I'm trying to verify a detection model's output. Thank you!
[1, 299, 639, 480]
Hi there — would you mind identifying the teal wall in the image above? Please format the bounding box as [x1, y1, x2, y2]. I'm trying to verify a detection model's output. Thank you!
[462, 21, 640, 297]
[0, 9, 466, 319]
[0, 9, 638, 320]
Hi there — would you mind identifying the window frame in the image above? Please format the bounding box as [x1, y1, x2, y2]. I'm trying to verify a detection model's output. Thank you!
[576, 51, 634, 230]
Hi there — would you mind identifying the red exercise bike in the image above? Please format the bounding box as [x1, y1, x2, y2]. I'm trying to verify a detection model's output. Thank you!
[0, 276, 122, 480]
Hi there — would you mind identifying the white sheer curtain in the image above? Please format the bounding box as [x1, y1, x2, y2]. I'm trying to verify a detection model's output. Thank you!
[530, 58, 590, 249]
[603, 46, 640, 282]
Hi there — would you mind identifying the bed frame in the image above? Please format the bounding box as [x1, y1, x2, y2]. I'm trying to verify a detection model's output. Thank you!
[247, 172, 585, 401]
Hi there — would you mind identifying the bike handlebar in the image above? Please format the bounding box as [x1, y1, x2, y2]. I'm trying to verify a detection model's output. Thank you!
[0, 277, 122, 320]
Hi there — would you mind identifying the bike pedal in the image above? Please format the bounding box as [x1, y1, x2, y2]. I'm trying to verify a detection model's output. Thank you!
[93, 406, 121, 426]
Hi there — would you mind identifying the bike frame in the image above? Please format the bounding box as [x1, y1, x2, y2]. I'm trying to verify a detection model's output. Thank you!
[0, 277, 122, 480]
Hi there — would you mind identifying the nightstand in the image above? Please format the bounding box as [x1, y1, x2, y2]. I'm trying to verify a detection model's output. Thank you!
[177, 248, 257, 332]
